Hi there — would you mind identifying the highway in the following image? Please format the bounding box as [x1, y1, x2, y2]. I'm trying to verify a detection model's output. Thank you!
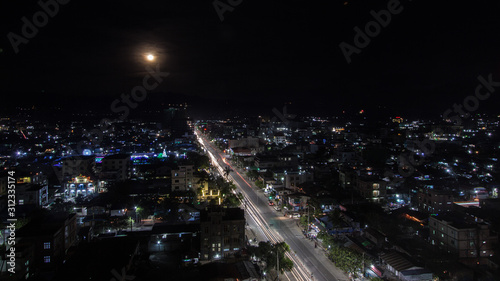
[195, 129, 349, 281]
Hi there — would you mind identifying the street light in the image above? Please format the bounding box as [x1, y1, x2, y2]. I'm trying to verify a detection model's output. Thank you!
[134, 206, 138, 225]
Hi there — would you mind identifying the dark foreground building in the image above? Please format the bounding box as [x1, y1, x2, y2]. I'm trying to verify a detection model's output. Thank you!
[200, 206, 245, 261]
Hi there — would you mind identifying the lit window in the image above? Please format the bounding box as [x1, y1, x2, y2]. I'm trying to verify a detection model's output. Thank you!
[44, 256, 50, 263]
[44, 242, 51, 249]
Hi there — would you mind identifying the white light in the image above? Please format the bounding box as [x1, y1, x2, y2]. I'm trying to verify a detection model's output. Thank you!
[146, 54, 155, 61]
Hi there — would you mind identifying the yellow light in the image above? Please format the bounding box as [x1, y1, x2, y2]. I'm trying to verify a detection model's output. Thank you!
[146, 54, 155, 61]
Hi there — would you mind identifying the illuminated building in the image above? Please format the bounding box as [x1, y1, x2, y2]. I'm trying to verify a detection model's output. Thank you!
[356, 177, 386, 203]
[392, 116, 404, 123]
[198, 180, 221, 204]
[64, 175, 95, 198]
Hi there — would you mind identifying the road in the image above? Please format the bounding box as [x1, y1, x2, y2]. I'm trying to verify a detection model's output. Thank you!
[195, 129, 349, 281]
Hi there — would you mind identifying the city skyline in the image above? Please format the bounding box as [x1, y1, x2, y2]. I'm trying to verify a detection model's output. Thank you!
[2, 1, 500, 281]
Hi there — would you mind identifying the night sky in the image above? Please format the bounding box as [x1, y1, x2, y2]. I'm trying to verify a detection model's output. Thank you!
[1, 0, 500, 117]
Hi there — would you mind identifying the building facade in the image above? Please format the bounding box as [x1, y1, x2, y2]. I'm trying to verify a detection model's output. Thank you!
[64, 175, 95, 198]
[417, 188, 454, 214]
[62, 156, 95, 180]
[17, 183, 49, 207]
[429, 215, 498, 258]
[100, 154, 131, 184]
[200, 207, 245, 260]
[172, 165, 194, 191]
[356, 177, 387, 202]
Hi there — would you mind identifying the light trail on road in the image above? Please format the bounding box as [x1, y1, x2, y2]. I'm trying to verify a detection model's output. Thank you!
[196, 129, 313, 281]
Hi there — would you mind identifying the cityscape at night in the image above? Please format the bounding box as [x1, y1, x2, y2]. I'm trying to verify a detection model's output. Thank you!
[2, 1, 500, 281]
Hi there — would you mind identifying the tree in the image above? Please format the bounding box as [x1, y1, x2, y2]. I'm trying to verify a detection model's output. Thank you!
[51, 198, 73, 213]
[326, 245, 365, 278]
[223, 193, 241, 207]
[270, 242, 294, 273]
[107, 181, 133, 205]
[223, 166, 231, 178]
[264, 169, 274, 178]
[196, 170, 210, 186]
[186, 151, 210, 170]
[255, 180, 264, 189]
[299, 215, 309, 227]
[246, 170, 259, 180]
[328, 208, 344, 228]
[249, 241, 293, 273]
[219, 180, 236, 196]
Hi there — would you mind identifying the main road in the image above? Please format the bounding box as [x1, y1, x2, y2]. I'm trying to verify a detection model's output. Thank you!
[195, 129, 349, 281]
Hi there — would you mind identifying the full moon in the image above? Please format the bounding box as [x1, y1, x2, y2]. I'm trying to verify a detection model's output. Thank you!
[146, 54, 155, 61]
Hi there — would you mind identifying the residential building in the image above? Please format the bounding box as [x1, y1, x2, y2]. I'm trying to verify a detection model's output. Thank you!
[429, 214, 498, 258]
[100, 153, 131, 184]
[286, 194, 309, 211]
[283, 171, 314, 191]
[339, 169, 357, 189]
[172, 165, 195, 191]
[380, 251, 431, 280]
[200, 207, 245, 260]
[17, 183, 49, 207]
[16, 213, 77, 277]
[356, 177, 386, 203]
[417, 187, 454, 214]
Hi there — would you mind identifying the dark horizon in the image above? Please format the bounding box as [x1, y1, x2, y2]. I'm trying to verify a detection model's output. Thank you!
[1, 0, 500, 119]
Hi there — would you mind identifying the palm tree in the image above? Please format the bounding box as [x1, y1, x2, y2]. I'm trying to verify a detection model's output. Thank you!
[223, 166, 231, 178]
[328, 208, 343, 228]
